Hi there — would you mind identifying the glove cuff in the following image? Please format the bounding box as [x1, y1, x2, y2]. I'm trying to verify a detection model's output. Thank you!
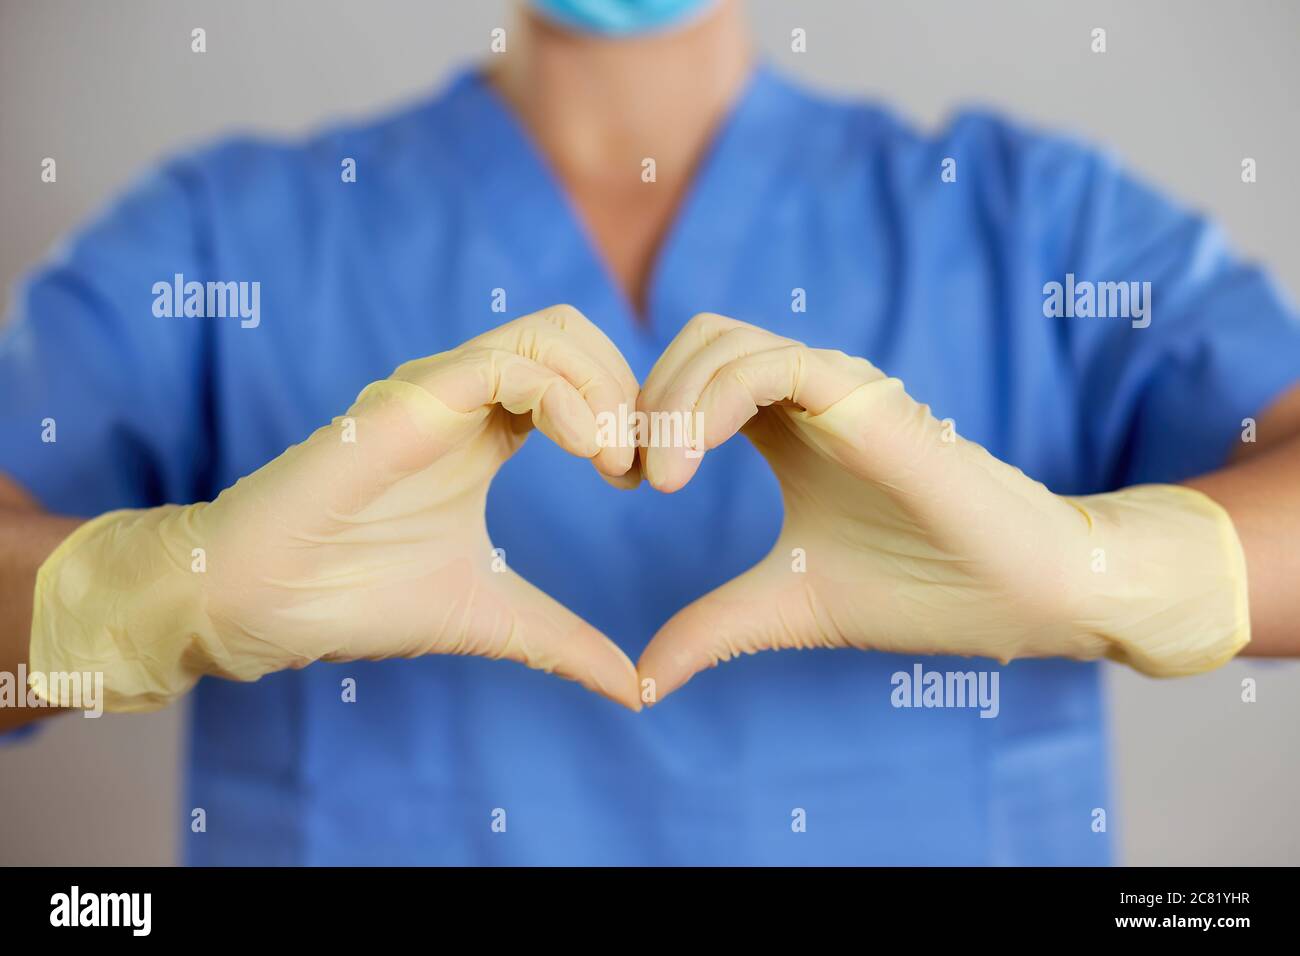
[1067, 484, 1250, 677]
[28, 504, 217, 713]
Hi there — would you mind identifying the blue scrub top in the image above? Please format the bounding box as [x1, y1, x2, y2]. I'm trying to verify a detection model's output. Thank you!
[3, 64, 1299, 865]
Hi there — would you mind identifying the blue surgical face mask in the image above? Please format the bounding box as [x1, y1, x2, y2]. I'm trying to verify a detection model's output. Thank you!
[529, 0, 718, 37]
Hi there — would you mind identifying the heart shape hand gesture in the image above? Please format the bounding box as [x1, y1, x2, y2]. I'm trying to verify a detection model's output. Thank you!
[30, 306, 1250, 715]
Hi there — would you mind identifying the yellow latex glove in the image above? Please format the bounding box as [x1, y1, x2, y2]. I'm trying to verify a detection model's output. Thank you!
[30, 305, 643, 712]
[637, 314, 1250, 701]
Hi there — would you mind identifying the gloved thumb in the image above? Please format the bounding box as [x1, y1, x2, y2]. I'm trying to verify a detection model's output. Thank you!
[480, 570, 643, 711]
[637, 563, 835, 704]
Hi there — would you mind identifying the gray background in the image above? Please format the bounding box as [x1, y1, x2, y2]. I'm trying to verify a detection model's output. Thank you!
[1, 0, 1297, 864]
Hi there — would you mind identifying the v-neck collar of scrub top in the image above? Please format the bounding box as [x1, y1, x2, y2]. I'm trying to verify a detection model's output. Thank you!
[437, 60, 809, 372]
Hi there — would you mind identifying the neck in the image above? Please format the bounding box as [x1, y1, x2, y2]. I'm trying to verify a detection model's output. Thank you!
[489, 1, 754, 185]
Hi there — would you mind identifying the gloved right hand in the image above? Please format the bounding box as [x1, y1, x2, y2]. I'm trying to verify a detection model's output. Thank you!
[634, 314, 1250, 702]
[29, 305, 643, 712]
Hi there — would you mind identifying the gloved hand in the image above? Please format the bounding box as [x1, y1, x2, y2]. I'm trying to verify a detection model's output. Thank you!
[30, 305, 643, 712]
[636, 314, 1250, 701]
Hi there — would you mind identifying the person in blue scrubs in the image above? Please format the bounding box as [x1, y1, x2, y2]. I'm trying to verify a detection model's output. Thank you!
[3, 0, 1300, 865]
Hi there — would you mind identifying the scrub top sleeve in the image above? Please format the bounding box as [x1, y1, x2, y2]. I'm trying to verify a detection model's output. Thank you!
[1065, 155, 1300, 487]
[0, 160, 214, 515]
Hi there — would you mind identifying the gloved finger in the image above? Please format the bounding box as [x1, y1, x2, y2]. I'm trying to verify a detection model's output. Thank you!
[638, 312, 751, 412]
[661, 326, 796, 403]
[485, 570, 643, 711]
[516, 304, 642, 407]
[639, 321, 790, 489]
[403, 347, 602, 461]
[522, 331, 637, 477]
[646, 339, 875, 492]
[481, 349, 605, 460]
[597, 461, 643, 490]
[480, 309, 639, 477]
[637, 563, 848, 704]
[695, 346, 870, 448]
[641, 327, 791, 491]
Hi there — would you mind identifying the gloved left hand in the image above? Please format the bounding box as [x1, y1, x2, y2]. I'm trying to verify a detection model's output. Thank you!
[635, 314, 1251, 702]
